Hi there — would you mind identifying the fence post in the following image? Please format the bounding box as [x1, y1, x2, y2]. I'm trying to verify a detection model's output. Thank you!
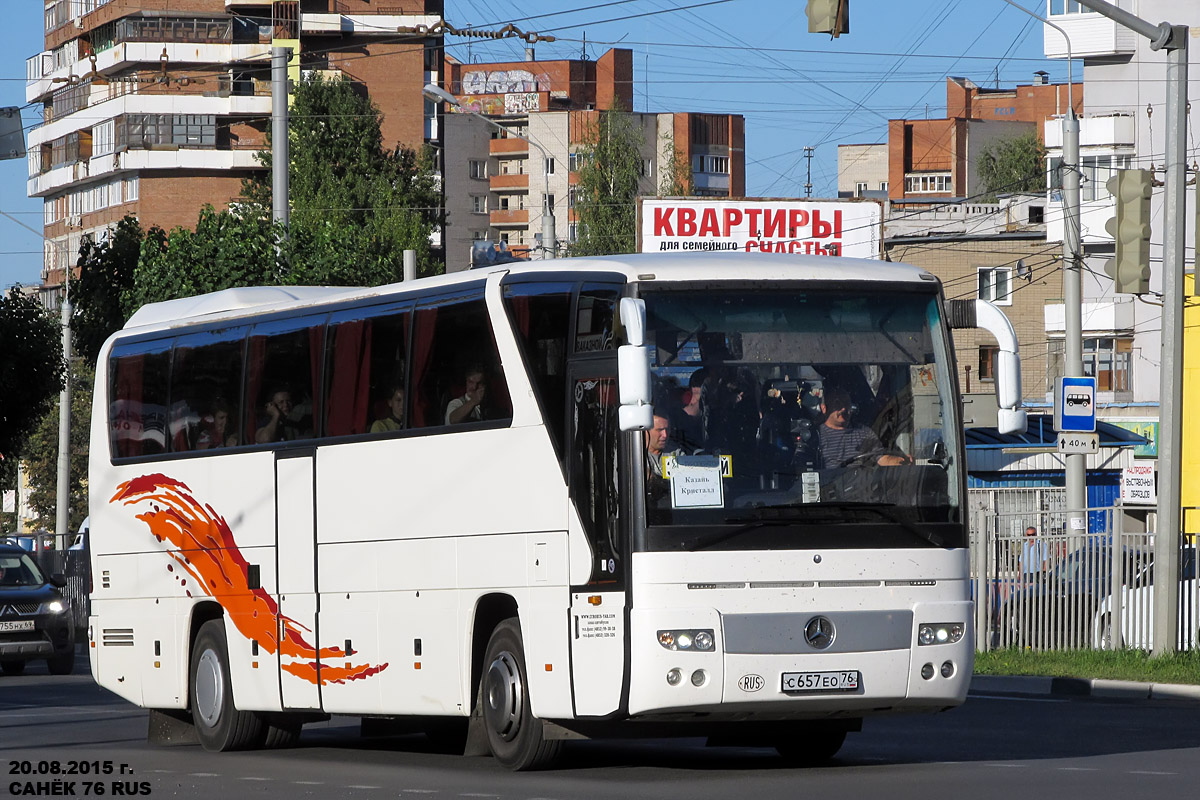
[1109, 504, 1123, 650]
[974, 508, 989, 652]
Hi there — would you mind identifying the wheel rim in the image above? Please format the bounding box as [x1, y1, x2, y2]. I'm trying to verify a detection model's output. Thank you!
[483, 650, 523, 742]
[194, 648, 225, 728]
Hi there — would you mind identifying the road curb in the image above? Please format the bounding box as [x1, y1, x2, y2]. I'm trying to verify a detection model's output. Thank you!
[971, 674, 1200, 704]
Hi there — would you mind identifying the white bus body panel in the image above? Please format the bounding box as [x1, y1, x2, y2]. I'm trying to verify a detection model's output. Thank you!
[627, 550, 973, 717]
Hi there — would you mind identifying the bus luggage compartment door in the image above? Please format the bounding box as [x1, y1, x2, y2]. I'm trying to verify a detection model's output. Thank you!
[275, 450, 321, 710]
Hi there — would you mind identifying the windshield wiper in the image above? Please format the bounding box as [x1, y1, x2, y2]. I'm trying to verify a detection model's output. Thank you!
[690, 518, 799, 552]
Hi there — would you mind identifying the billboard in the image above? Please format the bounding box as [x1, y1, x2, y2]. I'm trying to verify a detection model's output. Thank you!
[639, 198, 882, 258]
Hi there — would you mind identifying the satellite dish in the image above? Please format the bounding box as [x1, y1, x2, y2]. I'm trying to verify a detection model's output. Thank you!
[1016, 259, 1032, 281]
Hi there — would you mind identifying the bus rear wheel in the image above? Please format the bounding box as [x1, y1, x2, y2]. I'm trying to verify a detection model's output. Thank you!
[190, 620, 264, 751]
[480, 618, 561, 770]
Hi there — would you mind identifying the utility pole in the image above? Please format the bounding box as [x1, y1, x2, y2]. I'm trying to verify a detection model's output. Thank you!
[1001, 0, 1086, 534]
[1073, 0, 1189, 655]
[54, 291, 72, 548]
[803, 146, 814, 198]
[272, 47, 291, 231]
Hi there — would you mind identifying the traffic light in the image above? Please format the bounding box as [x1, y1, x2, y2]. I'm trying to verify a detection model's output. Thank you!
[807, 0, 849, 37]
[1104, 169, 1153, 294]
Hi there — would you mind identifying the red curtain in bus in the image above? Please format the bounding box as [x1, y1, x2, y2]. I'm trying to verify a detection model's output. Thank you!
[410, 307, 438, 427]
[325, 320, 372, 436]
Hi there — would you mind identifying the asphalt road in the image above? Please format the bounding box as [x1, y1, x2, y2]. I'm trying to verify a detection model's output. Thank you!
[2, 654, 1199, 800]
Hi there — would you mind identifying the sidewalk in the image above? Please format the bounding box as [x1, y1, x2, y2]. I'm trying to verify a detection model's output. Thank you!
[971, 674, 1200, 703]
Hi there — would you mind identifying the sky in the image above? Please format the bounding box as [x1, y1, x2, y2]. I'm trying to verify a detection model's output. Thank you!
[0, 0, 1069, 290]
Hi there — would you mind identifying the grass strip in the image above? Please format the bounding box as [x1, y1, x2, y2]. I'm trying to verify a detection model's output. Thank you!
[974, 648, 1200, 685]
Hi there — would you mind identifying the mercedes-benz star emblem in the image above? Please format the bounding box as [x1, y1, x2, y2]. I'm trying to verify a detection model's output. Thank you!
[804, 616, 835, 649]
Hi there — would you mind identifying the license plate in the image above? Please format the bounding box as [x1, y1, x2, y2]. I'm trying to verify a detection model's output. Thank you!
[781, 670, 860, 693]
[0, 619, 35, 633]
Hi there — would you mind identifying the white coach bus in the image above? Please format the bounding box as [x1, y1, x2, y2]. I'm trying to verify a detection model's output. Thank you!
[88, 253, 1026, 769]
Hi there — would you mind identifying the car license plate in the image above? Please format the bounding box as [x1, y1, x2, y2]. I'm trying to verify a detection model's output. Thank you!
[781, 670, 859, 693]
[0, 620, 35, 633]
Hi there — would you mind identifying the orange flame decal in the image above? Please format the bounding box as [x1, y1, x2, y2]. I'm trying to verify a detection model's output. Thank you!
[111, 474, 387, 685]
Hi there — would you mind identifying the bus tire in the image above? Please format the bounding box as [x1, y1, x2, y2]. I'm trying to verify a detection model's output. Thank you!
[480, 618, 561, 770]
[774, 727, 847, 765]
[190, 620, 264, 751]
[47, 650, 75, 675]
[1, 659, 26, 676]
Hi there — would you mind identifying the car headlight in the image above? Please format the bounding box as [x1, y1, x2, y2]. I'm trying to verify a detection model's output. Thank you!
[44, 600, 66, 614]
[917, 623, 964, 646]
[658, 629, 716, 651]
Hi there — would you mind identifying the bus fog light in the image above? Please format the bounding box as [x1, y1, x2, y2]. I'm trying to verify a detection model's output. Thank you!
[918, 623, 964, 646]
[940, 661, 955, 678]
[694, 631, 714, 651]
[921, 663, 934, 680]
[677, 632, 693, 649]
[667, 668, 683, 686]
[690, 669, 706, 687]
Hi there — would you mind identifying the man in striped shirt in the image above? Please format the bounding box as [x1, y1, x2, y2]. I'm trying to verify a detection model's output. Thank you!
[816, 388, 911, 468]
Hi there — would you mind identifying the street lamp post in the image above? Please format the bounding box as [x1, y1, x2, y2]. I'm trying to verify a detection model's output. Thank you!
[423, 83, 557, 259]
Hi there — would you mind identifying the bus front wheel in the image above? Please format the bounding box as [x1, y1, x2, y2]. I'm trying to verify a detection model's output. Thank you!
[190, 620, 264, 751]
[480, 618, 561, 770]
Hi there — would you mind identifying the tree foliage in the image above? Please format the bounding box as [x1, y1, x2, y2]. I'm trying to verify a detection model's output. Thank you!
[23, 362, 91, 534]
[0, 289, 65, 463]
[977, 132, 1047, 201]
[570, 106, 646, 256]
[71, 215, 142, 365]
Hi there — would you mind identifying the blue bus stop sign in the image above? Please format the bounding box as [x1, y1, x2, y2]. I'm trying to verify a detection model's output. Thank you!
[1053, 376, 1096, 433]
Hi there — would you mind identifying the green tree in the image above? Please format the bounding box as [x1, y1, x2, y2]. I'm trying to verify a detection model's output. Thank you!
[23, 362, 92, 534]
[0, 289, 65, 465]
[71, 215, 143, 365]
[245, 73, 443, 283]
[977, 132, 1047, 201]
[570, 106, 646, 256]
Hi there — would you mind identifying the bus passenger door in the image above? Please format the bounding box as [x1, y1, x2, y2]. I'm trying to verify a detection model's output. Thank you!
[567, 370, 628, 717]
[275, 448, 321, 710]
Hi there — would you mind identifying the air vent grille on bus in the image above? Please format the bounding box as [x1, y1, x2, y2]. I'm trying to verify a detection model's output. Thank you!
[102, 628, 134, 647]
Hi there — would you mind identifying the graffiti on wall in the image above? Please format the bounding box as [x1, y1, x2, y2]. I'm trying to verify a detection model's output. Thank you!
[461, 69, 548, 95]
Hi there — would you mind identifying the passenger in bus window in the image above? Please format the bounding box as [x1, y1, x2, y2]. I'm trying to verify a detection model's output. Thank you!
[645, 413, 679, 508]
[370, 386, 406, 433]
[445, 366, 488, 425]
[197, 399, 238, 449]
[255, 388, 306, 443]
[816, 388, 911, 468]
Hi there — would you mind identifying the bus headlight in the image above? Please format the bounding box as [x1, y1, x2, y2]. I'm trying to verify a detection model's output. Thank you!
[658, 629, 716, 651]
[917, 623, 964, 646]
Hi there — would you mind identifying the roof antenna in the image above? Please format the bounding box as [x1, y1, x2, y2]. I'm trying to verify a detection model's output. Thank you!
[581, 32, 590, 61]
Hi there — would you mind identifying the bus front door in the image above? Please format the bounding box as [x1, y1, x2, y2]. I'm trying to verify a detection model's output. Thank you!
[567, 371, 627, 716]
[275, 448, 322, 710]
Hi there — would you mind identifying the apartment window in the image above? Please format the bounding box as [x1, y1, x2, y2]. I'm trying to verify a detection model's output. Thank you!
[978, 267, 1012, 305]
[692, 155, 729, 174]
[904, 173, 952, 193]
[568, 152, 586, 172]
[499, 159, 524, 176]
[498, 195, 525, 212]
[978, 346, 999, 382]
[1028, 205, 1045, 224]
[544, 194, 555, 212]
[879, 181, 888, 192]
[469, 159, 487, 179]
[855, 181, 868, 197]
[544, 157, 555, 175]
[640, 159, 653, 178]
[471, 195, 487, 214]
[568, 222, 580, 243]
[1049, 0, 1084, 15]
[1084, 337, 1133, 392]
[567, 187, 578, 209]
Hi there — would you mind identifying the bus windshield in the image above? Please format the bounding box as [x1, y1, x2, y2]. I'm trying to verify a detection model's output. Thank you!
[639, 285, 963, 551]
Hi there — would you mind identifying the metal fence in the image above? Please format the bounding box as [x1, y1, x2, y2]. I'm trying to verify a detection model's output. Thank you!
[970, 499, 1199, 653]
[32, 537, 90, 639]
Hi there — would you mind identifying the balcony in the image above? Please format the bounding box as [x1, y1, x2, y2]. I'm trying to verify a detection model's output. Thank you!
[29, 148, 262, 198]
[1044, 114, 1135, 149]
[301, 11, 441, 35]
[489, 137, 528, 156]
[489, 173, 529, 191]
[1044, 298, 1135, 334]
[489, 209, 528, 226]
[1043, 10, 1136, 59]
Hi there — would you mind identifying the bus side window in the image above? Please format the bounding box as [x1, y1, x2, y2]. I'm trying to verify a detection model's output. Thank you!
[410, 295, 510, 429]
[170, 327, 246, 451]
[575, 284, 622, 353]
[246, 317, 324, 444]
[502, 281, 572, 461]
[109, 339, 172, 459]
[325, 305, 410, 437]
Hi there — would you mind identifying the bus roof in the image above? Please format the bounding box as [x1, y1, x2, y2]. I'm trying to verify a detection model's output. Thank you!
[120, 253, 934, 333]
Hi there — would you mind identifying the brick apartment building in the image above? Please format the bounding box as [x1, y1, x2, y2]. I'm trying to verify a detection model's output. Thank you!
[27, 0, 443, 292]
[437, 48, 745, 267]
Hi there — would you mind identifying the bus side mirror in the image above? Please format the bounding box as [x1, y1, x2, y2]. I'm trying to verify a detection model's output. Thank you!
[618, 298, 653, 431]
